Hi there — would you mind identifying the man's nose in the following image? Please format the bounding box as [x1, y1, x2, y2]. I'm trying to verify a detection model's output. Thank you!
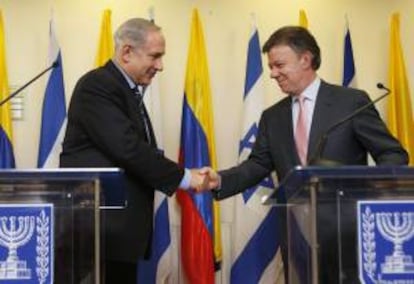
[155, 58, 163, 71]
[270, 67, 279, 79]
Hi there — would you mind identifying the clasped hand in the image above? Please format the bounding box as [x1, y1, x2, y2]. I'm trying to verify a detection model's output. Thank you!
[189, 167, 220, 193]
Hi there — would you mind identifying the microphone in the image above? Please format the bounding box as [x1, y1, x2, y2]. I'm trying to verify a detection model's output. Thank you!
[0, 60, 59, 107]
[309, 83, 391, 166]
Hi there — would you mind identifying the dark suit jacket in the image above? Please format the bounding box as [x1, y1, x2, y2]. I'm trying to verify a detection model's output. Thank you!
[215, 80, 408, 200]
[214, 80, 408, 282]
[60, 60, 184, 262]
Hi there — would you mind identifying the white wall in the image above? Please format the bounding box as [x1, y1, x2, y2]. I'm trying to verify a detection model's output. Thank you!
[2, 0, 414, 283]
[5, 0, 414, 170]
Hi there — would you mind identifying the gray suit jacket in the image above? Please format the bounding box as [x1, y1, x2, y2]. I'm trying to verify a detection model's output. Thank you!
[215, 81, 408, 200]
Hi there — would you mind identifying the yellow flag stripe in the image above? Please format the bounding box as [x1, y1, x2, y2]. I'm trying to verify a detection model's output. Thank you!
[95, 9, 114, 67]
[185, 9, 217, 169]
[184, 8, 222, 264]
[299, 9, 309, 29]
[387, 13, 414, 165]
[0, 10, 13, 141]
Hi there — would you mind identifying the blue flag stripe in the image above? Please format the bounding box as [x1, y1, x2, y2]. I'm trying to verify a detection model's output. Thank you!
[0, 127, 15, 168]
[37, 51, 66, 167]
[244, 30, 263, 98]
[231, 208, 279, 283]
[180, 95, 214, 236]
[137, 76, 172, 282]
[231, 26, 280, 284]
[241, 29, 266, 204]
[242, 176, 275, 203]
[137, 198, 171, 282]
[342, 29, 355, 87]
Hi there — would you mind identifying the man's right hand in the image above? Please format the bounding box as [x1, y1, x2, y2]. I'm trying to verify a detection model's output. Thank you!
[197, 167, 220, 192]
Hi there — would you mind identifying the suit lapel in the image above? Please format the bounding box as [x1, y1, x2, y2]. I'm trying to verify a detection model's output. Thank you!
[104, 60, 132, 90]
[279, 98, 301, 165]
[103, 61, 157, 147]
[139, 99, 157, 147]
[308, 81, 335, 162]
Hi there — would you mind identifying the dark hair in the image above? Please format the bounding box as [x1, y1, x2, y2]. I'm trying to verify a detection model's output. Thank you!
[262, 26, 321, 70]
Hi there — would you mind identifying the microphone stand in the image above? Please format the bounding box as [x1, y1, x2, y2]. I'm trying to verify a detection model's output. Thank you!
[309, 83, 391, 166]
[0, 60, 59, 107]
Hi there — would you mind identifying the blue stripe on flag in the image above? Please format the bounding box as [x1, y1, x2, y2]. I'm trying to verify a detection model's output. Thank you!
[37, 51, 66, 167]
[342, 28, 355, 87]
[0, 127, 15, 168]
[289, 211, 312, 283]
[244, 30, 262, 98]
[239, 123, 258, 156]
[240, 27, 265, 204]
[181, 95, 213, 235]
[138, 198, 171, 282]
[242, 176, 275, 203]
[137, 74, 172, 283]
[231, 26, 280, 284]
[181, 95, 211, 167]
[231, 208, 279, 283]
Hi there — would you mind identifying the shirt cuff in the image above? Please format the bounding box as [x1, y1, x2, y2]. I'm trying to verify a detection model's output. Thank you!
[213, 174, 222, 191]
[178, 168, 191, 190]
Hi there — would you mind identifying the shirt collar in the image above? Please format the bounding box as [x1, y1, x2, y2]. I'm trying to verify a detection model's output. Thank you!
[111, 59, 137, 90]
[292, 77, 321, 102]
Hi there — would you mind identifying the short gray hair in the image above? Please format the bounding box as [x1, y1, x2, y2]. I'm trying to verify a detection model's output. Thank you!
[114, 18, 161, 51]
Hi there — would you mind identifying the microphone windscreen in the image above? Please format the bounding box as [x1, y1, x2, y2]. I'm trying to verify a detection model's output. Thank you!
[52, 60, 60, 68]
[376, 82, 391, 93]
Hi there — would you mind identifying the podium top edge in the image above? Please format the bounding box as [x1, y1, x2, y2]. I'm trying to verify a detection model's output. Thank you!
[0, 168, 122, 172]
[264, 165, 414, 205]
[0, 168, 126, 206]
[0, 168, 123, 179]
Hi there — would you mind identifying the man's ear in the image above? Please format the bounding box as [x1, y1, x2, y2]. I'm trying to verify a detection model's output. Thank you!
[119, 44, 133, 63]
[300, 51, 313, 69]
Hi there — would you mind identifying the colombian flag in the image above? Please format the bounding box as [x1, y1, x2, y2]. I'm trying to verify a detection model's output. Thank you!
[299, 9, 309, 29]
[95, 9, 114, 67]
[177, 8, 222, 284]
[0, 10, 15, 168]
[387, 13, 414, 165]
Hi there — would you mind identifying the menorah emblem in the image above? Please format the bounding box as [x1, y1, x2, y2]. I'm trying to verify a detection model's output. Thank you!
[376, 212, 414, 274]
[0, 216, 35, 279]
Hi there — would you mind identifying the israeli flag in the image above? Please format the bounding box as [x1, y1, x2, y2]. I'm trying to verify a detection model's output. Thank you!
[137, 76, 173, 283]
[342, 20, 355, 87]
[230, 25, 282, 284]
[37, 18, 66, 168]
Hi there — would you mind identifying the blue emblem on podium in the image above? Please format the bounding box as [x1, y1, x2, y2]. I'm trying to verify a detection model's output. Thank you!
[0, 204, 53, 283]
[357, 201, 414, 284]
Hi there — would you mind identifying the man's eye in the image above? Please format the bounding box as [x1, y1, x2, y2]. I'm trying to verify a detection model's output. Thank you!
[150, 54, 162, 59]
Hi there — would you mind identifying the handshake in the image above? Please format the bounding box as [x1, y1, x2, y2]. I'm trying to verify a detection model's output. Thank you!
[188, 167, 220, 192]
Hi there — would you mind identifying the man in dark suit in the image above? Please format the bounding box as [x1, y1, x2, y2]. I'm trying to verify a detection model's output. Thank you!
[201, 26, 408, 283]
[60, 18, 206, 283]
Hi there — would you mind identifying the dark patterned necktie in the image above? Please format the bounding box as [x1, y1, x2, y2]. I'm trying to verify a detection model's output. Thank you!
[133, 87, 156, 146]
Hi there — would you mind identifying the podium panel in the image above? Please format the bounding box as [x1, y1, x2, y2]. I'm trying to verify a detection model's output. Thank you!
[265, 166, 414, 284]
[0, 169, 124, 284]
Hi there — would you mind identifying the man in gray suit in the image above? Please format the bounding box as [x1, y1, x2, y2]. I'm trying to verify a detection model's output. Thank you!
[202, 26, 408, 283]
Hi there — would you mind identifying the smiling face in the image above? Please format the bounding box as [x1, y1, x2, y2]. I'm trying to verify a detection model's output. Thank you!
[266, 44, 315, 97]
[120, 30, 165, 86]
